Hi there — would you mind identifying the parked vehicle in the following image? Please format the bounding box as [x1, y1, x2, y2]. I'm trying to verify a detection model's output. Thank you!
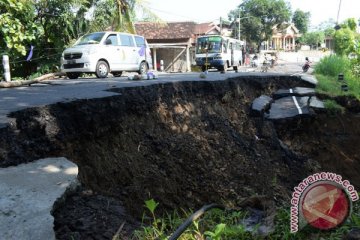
[195, 35, 244, 72]
[61, 32, 153, 79]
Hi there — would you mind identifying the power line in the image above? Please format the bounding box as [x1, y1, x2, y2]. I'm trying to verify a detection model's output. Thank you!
[10, 53, 62, 64]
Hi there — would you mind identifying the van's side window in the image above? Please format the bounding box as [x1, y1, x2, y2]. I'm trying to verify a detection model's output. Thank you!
[135, 36, 145, 47]
[120, 34, 135, 47]
[105, 34, 118, 46]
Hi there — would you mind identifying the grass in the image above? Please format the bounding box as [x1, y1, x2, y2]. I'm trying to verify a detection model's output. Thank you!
[130, 199, 360, 240]
[314, 55, 360, 101]
[323, 99, 346, 114]
[314, 55, 351, 77]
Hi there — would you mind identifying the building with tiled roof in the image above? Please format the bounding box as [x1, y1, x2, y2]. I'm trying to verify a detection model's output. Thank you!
[263, 23, 301, 51]
[135, 21, 233, 72]
[135, 22, 197, 42]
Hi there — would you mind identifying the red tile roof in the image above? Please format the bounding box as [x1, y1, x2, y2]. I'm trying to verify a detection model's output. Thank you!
[194, 22, 218, 35]
[135, 22, 197, 40]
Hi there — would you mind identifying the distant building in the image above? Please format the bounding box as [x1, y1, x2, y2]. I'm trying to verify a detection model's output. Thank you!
[262, 23, 301, 51]
[135, 21, 231, 72]
[324, 36, 334, 50]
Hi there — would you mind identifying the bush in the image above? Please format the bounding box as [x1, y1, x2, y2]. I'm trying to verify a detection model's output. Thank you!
[314, 55, 351, 77]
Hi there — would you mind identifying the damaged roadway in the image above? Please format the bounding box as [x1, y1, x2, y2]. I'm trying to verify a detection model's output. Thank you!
[2, 70, 359, 239]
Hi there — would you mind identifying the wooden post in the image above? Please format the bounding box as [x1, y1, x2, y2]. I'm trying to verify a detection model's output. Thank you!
[186, 45, 191, 72]
[153, 48, 157, 71]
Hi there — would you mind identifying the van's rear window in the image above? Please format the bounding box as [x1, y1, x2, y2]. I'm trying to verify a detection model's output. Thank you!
[135, 36, 145, 47]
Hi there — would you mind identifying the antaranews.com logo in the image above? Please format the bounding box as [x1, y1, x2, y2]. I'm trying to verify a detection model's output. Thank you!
[290, 172, 359, 233]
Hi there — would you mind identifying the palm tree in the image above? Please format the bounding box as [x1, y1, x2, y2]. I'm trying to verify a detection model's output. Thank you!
[90, 0, 160, 33]
[114, 0, 135, 32]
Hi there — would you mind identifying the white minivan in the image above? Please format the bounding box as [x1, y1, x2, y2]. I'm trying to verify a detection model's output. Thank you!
[61, 32, 153, 79]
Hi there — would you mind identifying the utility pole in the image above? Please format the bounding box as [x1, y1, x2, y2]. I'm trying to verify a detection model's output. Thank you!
[220, 17, 222, 36]
[238, 9, 241, 41]
[336, 0, 342, 24]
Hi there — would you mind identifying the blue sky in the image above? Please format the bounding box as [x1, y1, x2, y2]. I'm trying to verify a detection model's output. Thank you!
[141, 0, 360, 27]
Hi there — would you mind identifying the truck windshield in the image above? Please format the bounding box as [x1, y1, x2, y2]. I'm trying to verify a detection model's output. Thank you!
[74, 32, 106, 46]
[196, 36, 222, 54]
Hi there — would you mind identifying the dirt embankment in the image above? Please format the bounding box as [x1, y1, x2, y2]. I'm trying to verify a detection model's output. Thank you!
[0, 76, 359, 239]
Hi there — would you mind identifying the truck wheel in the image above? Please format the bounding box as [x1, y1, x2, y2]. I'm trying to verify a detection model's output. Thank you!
[220, 62, 228, 73]
[66, 73, 80, 79]
[95, 60, 109, 78]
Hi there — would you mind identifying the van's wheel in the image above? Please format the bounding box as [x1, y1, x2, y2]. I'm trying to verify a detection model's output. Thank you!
[138, 61, 148, 74]
[95, 60, 109, 78]
[112, 71, 123, 77]
[66, 72, 80, 79]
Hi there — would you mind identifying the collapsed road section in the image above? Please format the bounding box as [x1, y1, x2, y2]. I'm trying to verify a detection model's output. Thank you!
[0, 75, 359, 239]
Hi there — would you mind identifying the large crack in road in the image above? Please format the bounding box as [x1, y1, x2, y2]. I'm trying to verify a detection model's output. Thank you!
[0, 76, 359, 239]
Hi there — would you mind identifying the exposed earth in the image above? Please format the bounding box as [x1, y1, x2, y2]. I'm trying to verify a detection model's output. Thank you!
[0, 75, 359, 239]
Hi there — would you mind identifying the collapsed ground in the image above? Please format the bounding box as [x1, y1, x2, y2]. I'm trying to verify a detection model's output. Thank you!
[0, 76, 359, 239]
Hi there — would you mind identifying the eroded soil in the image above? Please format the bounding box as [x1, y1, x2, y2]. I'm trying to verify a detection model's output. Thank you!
[0, 76, 359, 239]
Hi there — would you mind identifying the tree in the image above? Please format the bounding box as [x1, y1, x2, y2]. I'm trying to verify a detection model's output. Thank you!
[292, 9, 310, 34]
[299, 31, 325, 49]
[334, 18, 358, 56]
[228, 0, 291, 50]
[1, 0, 154, 78]
[316, 18, 336, 31]
[341, 18, 357, 32]
[0, 0, 38, 56]
[89, 0, 159, 33]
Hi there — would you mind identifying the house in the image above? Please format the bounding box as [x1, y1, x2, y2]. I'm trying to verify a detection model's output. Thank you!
[324, 36, 334, 50]
[263, 23, 301, 51]
[194, 22, 220, 36]
[135, 21, 196, 72]
[135, 21, 232, 72]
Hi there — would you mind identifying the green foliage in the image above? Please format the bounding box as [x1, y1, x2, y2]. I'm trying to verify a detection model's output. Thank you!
[0, 0, 155, 78]
[0, 0, 38, 55]
[334, 28, 356, 56]
[204, 223, 226, 240]
[113, 0, 136, 33]
[324, 27, 335, 38]
[299, 31, 325, 48]
[315, 55, 360, 100]
[315, 75, 343, 97]
[145, 199, 159, 217]
[133, 201, 360, 240]
[324, 100, 346, 114]
[292, 9, 310, 34]
[315, 55, 351, 77]
[228, 0, 291, 48]
[89, 0, 115, 32]
[342, 18, 358, 32]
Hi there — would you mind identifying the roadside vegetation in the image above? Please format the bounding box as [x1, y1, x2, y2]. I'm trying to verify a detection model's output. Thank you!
[131, 199, 360, 240]
[315, 55, 360, 99]
[314, 18, 360, 101]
